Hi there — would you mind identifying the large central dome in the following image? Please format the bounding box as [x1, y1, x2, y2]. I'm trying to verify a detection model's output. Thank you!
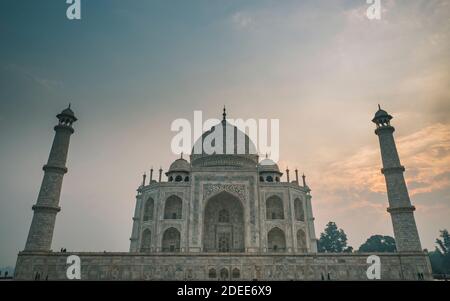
[190, 118, 258, 168]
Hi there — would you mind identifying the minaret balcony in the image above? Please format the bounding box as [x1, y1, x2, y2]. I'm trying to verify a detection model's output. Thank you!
[387, 206, 416, 213]
[381, 166, 405, 174]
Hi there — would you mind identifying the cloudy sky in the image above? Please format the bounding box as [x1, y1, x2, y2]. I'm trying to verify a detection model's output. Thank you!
[0, 0, 449, 267]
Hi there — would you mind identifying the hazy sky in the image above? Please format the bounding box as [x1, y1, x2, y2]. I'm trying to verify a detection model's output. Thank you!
[1, 0, 449, 267]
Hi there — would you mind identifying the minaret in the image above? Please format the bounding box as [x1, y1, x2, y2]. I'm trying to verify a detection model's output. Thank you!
[24, 106, 77, 251]
[372, 106, 422, 252]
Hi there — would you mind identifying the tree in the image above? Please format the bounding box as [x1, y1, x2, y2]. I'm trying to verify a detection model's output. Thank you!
[429, 250, 444, 275]
[429, 229, 450, 275]
[318, 222, 353, 253]
[358, 235, 396, 253]
[436, 229, 450, 256]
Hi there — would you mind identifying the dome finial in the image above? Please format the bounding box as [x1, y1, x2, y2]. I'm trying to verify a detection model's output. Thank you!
[180, 152, 183, 159]
[223, 105, 226, 121]
[378, 104, 381, 110]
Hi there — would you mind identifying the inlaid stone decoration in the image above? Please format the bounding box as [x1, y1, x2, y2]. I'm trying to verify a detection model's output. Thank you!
[15, 107, 432, 280]
[203, 184, 246, 203]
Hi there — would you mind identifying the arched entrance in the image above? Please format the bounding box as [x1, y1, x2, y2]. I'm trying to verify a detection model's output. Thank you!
[297, 229, 307, 253]
[143, 198, 154, 221]
[266, 196, 284, 220]
[140, 229, 151, 252]
[203, 191, 245, 252]
[267, 227, 286, 252]
[219, 268, 229, 281]
[164, 195, 182, 219]
[162, 227, 181, 252]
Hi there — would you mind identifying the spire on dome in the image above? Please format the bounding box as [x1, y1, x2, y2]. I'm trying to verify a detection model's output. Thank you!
[222, 106, 226, 121]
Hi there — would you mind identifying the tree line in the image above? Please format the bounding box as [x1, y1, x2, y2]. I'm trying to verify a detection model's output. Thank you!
[317, 221, 450, 275]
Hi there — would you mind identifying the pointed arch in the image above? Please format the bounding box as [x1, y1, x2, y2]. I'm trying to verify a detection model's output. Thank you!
[203, 191, 245, 252]
[161, 227, 181, 252]
[140, 229, 151, 252]
[208, 268, 217, 279]
[294, 198, 305, 221]
[232, 268, 240, 279]
[266, 195, 284, 220]
[143, 198, 154, 221]
[267, 227, 286, 252]
[219, 268, 229, 280]
[164, 195, 182, 219]
[297, 229, 307, 252]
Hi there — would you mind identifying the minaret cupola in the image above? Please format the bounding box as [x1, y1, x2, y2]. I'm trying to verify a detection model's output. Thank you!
[372, 104, 393, 128]
[166, 153, 191, 182]
[258, 155, 283, 183]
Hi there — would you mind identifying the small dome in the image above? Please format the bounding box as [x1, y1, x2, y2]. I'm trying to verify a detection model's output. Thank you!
[258, 158, 280, 172]
[372, 105, 392, 124]
[57, 105, 77, 122]
[374, 109, 389, 119]
[61, 107, 75, 117]
[168, 158, 190, 173]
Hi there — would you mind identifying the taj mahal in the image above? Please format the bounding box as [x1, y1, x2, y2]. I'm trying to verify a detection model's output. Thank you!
[14, 106, 432, 280]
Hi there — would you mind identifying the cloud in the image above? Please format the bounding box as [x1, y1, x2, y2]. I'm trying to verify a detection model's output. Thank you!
[397, 124, 450, 194]
[3, 63, 63, 91]
[312, 122, 450, 200]
[231, 12, 254, 29]
[291, 122, 449, 249]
